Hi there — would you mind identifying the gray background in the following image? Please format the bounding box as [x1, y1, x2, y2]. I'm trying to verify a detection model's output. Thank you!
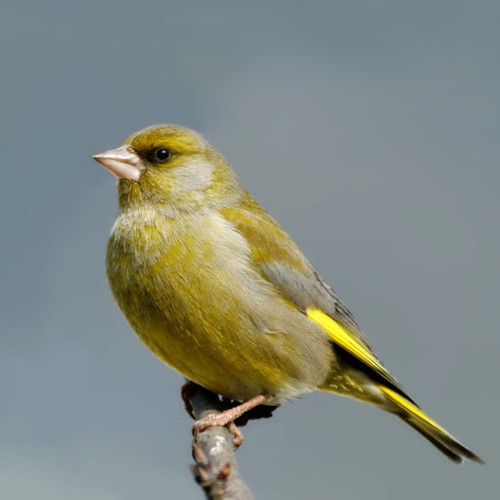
[1, 1, 498, 498]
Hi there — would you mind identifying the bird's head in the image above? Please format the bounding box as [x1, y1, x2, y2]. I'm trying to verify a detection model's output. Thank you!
[94, 124, 241, 212]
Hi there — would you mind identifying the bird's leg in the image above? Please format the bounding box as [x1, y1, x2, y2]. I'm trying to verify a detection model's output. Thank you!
[193, 394, 267, 447]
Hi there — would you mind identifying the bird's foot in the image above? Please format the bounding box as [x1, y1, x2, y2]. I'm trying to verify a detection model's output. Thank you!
[192, 394, 267, 448]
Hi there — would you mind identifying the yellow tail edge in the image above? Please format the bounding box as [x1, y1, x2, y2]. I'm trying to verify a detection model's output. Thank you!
[378, 385, 484, 464]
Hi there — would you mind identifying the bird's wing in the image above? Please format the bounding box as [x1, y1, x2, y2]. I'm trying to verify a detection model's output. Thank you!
[221, 200, 408, 397]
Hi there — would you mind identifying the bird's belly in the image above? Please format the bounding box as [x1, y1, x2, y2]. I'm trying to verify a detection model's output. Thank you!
[111, 272, 301, 402]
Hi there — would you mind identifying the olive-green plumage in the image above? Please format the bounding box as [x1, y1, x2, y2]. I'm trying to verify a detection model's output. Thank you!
[95, 124, 482, 464]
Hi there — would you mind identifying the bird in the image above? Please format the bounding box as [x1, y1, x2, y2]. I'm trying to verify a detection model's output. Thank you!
[93, 124, 483, 464]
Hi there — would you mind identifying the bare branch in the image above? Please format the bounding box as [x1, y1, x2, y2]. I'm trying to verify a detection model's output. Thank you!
[189, 385, 253, 500]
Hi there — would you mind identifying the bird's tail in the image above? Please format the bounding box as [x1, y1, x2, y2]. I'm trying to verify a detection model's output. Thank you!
[378, 385, 484, 464]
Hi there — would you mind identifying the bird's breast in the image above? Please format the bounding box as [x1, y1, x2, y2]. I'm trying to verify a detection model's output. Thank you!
[106, 208, 258, 319]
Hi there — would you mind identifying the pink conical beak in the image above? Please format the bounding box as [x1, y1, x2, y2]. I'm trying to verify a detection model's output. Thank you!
[93, 146, 143, 181]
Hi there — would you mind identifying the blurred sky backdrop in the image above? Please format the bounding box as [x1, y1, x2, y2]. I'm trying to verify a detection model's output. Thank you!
[1, 1, 499, 499]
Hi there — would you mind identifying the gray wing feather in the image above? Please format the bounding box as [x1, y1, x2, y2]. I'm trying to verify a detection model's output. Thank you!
[260, 261, 374, 351]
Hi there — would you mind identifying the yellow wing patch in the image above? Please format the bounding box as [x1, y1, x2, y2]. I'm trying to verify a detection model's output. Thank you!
[306, 307, 401, 391]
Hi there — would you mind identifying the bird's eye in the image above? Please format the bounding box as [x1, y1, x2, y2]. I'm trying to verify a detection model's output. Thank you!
[153, 148, 171, 162]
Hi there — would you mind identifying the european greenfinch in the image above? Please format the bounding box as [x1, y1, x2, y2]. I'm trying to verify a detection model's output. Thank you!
[94, 124, 482, 464]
